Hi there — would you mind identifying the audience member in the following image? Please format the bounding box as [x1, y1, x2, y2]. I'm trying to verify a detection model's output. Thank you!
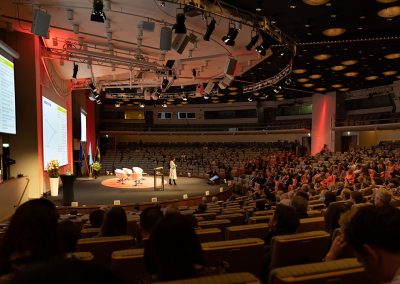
[373, 188, 392, 207]
[290, 196, 309, 219]
[57, 220, 80, 253]
[135, 207, 163, 249]
[350, 191, 364, 204]
[324, 202, 351, 235]
[99, 206, 127, 237]
[88, 209, 105, 228]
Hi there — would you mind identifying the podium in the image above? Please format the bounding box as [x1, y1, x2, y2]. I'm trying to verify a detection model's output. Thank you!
[60, 174, 75, 206]
[154, 167, 164, 191]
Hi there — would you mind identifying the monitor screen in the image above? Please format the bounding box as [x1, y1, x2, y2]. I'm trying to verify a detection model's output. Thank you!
[42, 97, 68, 168]
[0, 52, 16, 134]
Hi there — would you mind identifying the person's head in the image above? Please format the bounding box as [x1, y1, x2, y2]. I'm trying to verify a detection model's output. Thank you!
[101, 206, 127, 237]
[341, 188, 352, 200]
[196, 202, 207, 214]
[290, 196, 308, 218]
[140, 207, 163, 237]
[324, 202, 351, 235]
[374, 189, 392, 207]
[144, 213, 204, 281]
[323, 191, 337, 207]
[350, 191, 364, 204]
[211, 196, 218, 203]
[296, 190, 309, 201]
[0, 199, 59, 275]
[345, 206, 400, 283]
[269, 204, 299, 233]
[89, 209, 105, 228]
[57, 220, 80, 253]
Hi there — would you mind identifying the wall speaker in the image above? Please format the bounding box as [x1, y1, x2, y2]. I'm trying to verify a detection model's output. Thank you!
[204, 82, 215, 94]
[224, 58, 237, 76]
[172, 34, 190, 54]
[141, 21, 155, 32]
[31, 10, 51, 38]
[160, 27, 172, 51]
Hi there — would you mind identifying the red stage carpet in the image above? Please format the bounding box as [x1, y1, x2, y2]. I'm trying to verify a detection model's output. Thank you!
[101, 175, 166, 189]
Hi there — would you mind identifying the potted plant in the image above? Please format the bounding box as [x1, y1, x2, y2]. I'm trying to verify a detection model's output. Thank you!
[47, 160, 60, 196]
[92, 161, 102, 179]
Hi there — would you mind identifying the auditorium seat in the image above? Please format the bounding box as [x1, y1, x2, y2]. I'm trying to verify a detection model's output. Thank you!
[296, 217, 325, 233]
[269, 231, 331, 271]
[307, 210, 323, 218]
[156, 272, 260, 284]
[253, 210, 275, 216]
[66, 251, 94, 262]
[350, 202, 372, 215]
[222, 208, 245, 215]
[80, 227, 101, 238]
[111, 248, 146, 284]
[225, 223, 269, 240]
[308, 203, 326, 210]
[269, 258, 367, 284]
[127, 215, 140, 238]
[195, 228, 223, 242]
[193, 212, 217, 221]
[77, 235, 134, 267]
[198, 219, 231, 231]
[202, 238, 264, 277]
[216, 213, 245, 226]
[248, 215, 271, 224]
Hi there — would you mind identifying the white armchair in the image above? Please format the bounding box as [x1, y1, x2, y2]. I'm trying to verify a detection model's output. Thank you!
[132, 167, 143, 185]
[115, 169, 128, 184]
[122, 168, 133, 179]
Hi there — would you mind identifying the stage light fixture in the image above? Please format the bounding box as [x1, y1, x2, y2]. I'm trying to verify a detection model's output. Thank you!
[192, 68, 197, 77]
[173, 11, 187, 34]
[255, 32, 277, 56]
[246, 31, 259, 51]
[290, 0, 297, 9]
[203, 18, 216, 41]
[89, 93, 96, 101]
[222, 24, 239, 46]
[72, 63, 79, 78]
[89, 82, 97, 92]
[256, 0, 263, 11]
[91, 0, 106, 23]
[115, 102, 120, 108]
[139, 102, 145, 108]
[162, 101, 167, 108]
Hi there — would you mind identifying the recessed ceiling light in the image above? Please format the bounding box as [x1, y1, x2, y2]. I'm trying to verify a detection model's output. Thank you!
[313, 54, 331, 60]
[331, 65, 347, 71]
[383, 70, 398, 76]
[376, 0, 398, 3]
[275, 94, 284, 98]
[344, 72, 359, 77]
[303, 0, 330, 5]
[297, 78, 310, 82]
[384, 53, 400, 59]
[338, 88, 350, 92]
[377, 6, 400, 18]
[332, 84, 343, 88]
[276, 97, 285, 101]
[323, 28, 346, 37]
[228, 99, 236, 102]
[229, 92, 238, 95]
[309, 74, 322, 79]
[293, 68, 307, 74]
[315, 87, 327, 92]
[365, 75, 379, 80]
[303, 83, 315, 87]
[212, 100, 220, 103]
[341, 60, 358, 66]
[228, 87, 238, 91]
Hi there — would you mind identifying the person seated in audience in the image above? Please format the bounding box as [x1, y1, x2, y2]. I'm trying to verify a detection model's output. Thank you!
[144, 213, 205, 281]
[0, 199, 60, 281]
[135, 207, 163, 249]
[57, 220, 80, 253]
[322, 191, 337, 207]
[194, 203, 207, 214]
[211, 196, 218, 204]
[324, 202, 351, 235]
[345, 206, 400, 284]
[350, 190, 364, 204]
[340, 188, 352, 202]
[374, 188, 392, 207]
[98, 206, 127, 237]
[290, 195, 309, 219]
[129, 203, 141, 215]
[86, 209, 105, 228]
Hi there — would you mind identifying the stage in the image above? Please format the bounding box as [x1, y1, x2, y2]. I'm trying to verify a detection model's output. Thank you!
[67, 175, 223, 206]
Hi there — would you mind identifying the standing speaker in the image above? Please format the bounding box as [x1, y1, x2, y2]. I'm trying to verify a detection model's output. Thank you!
[172, 34, 190, 54]
[160, 27, 172, 51]
[224, 58, 237, 76]
[31, 10, 51, 37]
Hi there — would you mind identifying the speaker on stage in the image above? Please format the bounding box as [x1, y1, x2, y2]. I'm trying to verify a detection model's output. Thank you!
[224, 58, 237, 76]
[160, 27, 172, 51]
[172, 34, 190, 54]
[31, 10, 51, 38]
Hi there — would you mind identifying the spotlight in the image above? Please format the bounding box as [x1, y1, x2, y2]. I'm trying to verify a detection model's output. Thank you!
[289, 0, 297, 9]
[173, 12, 186, 34]
[222, 24, 238, 46]
[89, 82, 97, 93]
[248, 96, 253, 102]
[161, 78, 169, 89]
[90, 0, 106, 23]
[246, 31, 259, 51]
[255, 32, 277, 56]
[115, 102, 120, 108]
[72, 63, 79, 78]
[256, 0, 263, 11]
[192, 68, 197, 77]
[162, 101, 167, 108]
[203, 18, 216, 41]
[139, 102, 145, 108]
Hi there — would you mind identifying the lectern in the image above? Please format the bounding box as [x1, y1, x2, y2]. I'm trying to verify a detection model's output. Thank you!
[60, 174, 75, 206]
[153, 167, 164, 191]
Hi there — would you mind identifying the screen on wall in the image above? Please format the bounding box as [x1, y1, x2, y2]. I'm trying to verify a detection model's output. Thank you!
[0, 52, 16, 134]
[42, 97, 68, 168]
[80, 111, 86, 142]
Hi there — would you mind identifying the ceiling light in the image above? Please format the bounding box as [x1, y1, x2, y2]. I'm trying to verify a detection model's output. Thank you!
[72, 63, 79, 79]
[173, 11, 186, 34]
[256, 0, 263, 11]
[313, 54, 331, 60]
[322, 28, 346, 37]
[222, 25, 239, 46]
[315, 87, 327, 92]
[302, 0, 329, 5]
[246, 32, 259, 51]
[297, 78, 309, 82]
[91, 0, 106, 23]
[303, 83, 314, 88]
[293, 68, 307, 74]
[203, 18, 216, 41]
[139, 102, 145, 108]
[383, 70, 398, 76]
[365, 76, 379, 81]
[309, 74, 322, 79]
[331, 65, 347, 71]
[331, 84, 343, 88]
[344, 72, 359, 77]
[384, 53, 400, 59]
[377, 6, 400, 18]
[290, 0, 297, 8]
[248, 96, 253, 102]
[115, 102, 120, 108]
[341, 60, 358, 65]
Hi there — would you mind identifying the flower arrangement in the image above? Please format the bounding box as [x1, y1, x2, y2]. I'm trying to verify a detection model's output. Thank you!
[92, 161, 102, 172]
[47, 160, 60, 178]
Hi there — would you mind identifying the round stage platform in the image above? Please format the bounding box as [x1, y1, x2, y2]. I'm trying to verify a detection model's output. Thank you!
[72, 175, 223, 206]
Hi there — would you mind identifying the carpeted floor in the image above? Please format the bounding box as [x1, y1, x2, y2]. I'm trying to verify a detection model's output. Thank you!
[56, 175, 224, 206]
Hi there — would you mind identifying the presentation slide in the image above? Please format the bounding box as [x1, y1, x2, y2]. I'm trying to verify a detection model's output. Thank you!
[81, 111, 86, 142]
[42, 97, 68, 168]
[0, 53, 16, 134]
